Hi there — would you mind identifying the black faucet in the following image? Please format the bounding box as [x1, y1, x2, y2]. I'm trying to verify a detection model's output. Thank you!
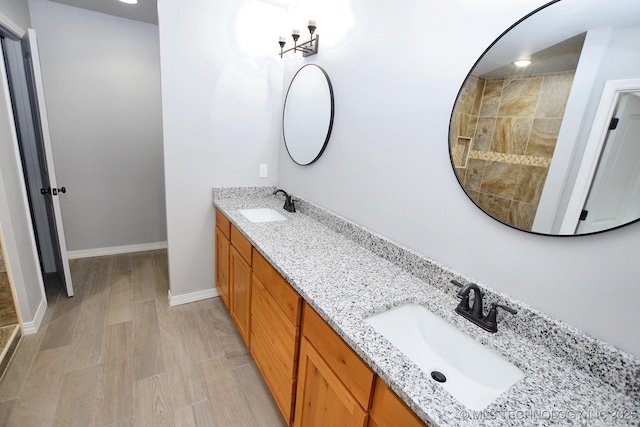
[452, 280, 516, 333]
[273, 189, 296, 213]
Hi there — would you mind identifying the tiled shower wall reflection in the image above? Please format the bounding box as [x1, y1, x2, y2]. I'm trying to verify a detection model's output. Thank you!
[0, 243, 18, 328]
[451, 71, 574, 230]
[0, 240, 20, 379]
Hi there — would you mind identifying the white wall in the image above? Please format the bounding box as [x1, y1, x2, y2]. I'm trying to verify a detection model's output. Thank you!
[158, 0, 283, 300]
[28, 0, 166, 252]
[535, 24, 640, 233]
[0, 0, 30, 35]
[158, 0, 640, 357]
[277, 0, 640, 357]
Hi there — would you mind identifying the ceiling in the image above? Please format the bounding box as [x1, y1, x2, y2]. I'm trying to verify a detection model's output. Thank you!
[472, 0, 640, 78]
[49, 0, 158, 25]
[480, 33, 586, 78]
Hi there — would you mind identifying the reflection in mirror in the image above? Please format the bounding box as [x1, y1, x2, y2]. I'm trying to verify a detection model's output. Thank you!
[567, 89, 640, 234]
[283, 64, 334, 165]
[450, 0, 640, 235]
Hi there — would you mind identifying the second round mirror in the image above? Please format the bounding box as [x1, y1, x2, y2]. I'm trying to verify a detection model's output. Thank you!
[283, 64, 334, 166]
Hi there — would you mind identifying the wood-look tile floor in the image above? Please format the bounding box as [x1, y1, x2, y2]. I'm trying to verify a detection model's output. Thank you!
[0, 250, 287, 427]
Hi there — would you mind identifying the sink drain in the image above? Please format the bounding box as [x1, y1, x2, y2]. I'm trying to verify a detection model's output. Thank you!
[431, 371, 447, 383]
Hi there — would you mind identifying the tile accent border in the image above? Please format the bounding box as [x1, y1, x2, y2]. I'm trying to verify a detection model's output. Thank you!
[469, 150, 552, 167]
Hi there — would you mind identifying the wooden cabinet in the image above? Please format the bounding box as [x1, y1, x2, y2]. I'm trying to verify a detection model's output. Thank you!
[215, 209, 231, 307]
[251, 249, 302, 424]
[214, 208, 427, 426]
[294, 302, 375, 427]
[229, 224, 252, 346]
[369, 377, 427, 427]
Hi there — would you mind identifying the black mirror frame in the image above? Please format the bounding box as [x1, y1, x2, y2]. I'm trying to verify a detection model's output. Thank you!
[448, 0, 640, 237]
[283, 64, 335, 166]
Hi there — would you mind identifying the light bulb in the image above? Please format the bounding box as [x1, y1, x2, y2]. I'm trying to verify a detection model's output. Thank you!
[513, 59, 532, 67]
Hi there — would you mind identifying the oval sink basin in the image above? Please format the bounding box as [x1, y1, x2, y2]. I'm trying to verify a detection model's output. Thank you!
[365, 303, 524, 411]
[238, 208, 287, 223]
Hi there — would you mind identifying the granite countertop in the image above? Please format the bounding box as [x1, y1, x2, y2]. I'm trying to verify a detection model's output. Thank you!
[213, 190, 639, 427]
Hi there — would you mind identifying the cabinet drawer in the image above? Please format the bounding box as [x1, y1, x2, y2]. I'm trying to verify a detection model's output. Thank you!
[253, 249, 301, 326]
[369, 377, 427, 427]
[231, 225, 252, 265]
[215, 208, 231, 239]
[252, 274, 299, 378]
[302, 303, 375, 410]
[251, 325, 296, 424]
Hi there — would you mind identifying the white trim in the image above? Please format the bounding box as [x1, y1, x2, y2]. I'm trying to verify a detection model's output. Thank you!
[168, 287, 218, 307]
[21, 297, 47, 334]
[560, 78, 640, 234]
[67, 241, 168, 259]
[0, 12, 24, 40]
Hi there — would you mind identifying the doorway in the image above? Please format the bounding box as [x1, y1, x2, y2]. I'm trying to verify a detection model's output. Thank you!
[576, 91, 640, 234]
[2, 32, 74, 298]
[560, 78, 640, 234]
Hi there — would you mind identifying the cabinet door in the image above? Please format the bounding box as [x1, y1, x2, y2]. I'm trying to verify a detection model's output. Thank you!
[294, 337, 368, 427]
[301, 304, 375, 409]
[215, 226, 230, 308]
[230, 245, 252, 346]
[368, 377, 427, 427]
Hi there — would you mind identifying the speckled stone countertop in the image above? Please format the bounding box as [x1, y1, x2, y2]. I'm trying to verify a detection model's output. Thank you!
[213, 187, 639, 427]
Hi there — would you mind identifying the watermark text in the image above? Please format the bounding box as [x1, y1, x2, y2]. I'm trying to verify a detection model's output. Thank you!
[458, 409, 638, 422]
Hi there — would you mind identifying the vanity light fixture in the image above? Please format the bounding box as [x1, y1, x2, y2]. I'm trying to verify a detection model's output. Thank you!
[119, 0, 138, 4]
[513, 59, 533, 67]
[278, 20, 319, 58]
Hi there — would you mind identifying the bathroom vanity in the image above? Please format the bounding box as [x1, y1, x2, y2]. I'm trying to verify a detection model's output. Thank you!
[215, 201, 423, 426]
[212, 187, 639, 427]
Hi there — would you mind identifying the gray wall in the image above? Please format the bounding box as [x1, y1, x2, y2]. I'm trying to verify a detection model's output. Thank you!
[29, 0, 166, 253]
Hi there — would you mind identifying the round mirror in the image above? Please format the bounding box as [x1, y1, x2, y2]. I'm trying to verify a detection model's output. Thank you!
[450, 0, 640, 236]
[283, 64, 334, 165]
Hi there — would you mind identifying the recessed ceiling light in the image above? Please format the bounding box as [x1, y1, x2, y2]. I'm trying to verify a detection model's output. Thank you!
[119, 0, 138, 4]
[513, 59, 532, 67]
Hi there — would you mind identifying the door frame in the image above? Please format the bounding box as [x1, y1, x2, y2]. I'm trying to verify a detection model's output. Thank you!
[559, 78, 640, 234]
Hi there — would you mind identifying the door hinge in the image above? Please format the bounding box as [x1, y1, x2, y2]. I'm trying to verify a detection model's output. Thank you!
[579, 209, 589, 221]
[609, 117, 619, 130]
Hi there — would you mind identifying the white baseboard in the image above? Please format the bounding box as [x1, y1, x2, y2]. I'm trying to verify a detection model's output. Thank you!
[168, 287, 219, 307]
[22, 297, 47, 335]
[67, 242, 168, 259]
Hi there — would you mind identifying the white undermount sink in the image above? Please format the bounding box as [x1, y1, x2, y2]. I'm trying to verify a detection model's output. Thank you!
[365, 303, 525, 411]
[238, 208, 287, 223]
